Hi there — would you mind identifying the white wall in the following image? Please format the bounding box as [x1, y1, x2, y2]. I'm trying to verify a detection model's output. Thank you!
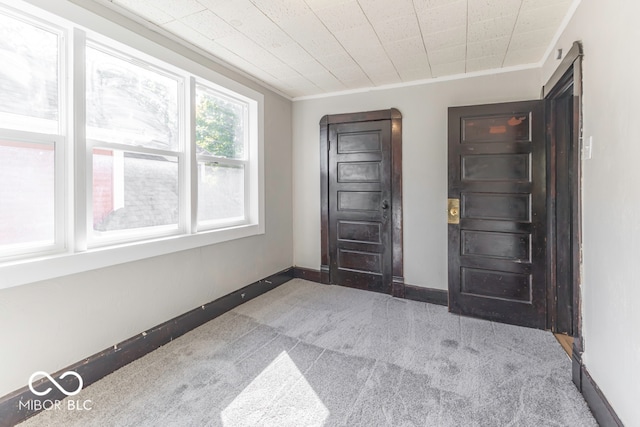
[543, 0, 640, 424]
[293, 69, 541, 289]
[0, 1, 293, 398]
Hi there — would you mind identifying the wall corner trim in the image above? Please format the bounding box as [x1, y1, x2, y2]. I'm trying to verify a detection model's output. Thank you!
[0, 267, 294, 427]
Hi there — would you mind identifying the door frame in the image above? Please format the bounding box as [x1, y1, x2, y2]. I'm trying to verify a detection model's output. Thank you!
[544, 41, 584, 341]
[320, 108, 404, 296]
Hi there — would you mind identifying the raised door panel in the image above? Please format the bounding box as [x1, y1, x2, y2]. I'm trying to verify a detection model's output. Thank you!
[329, 120, 392, 293]
[448, 100, 546, 329]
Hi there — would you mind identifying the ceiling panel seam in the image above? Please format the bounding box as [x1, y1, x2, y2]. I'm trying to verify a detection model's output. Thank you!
[411, 0, 433, 78]
[502, 0, 525, 68]
[355, 0, 401, 82]
[209, 2, 325, 93]
[246, 0, 357, 92]
[300, 0, 375, 88]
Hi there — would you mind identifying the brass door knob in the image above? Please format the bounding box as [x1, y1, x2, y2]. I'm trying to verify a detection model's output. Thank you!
[448, 198, 460, 224]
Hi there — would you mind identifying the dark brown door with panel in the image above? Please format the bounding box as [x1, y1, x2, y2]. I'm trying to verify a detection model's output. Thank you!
[328, 120, 393, 293]
[448, 100, 547, 329]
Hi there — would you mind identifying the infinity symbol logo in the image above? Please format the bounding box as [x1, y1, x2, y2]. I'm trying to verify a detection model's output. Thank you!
[28, 371, 83, 397]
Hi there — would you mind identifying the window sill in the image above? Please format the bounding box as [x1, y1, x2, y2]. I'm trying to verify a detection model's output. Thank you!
[0, 223, 264, 290]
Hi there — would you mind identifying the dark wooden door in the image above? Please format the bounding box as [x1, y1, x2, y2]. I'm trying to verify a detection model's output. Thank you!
[328, 120, 392, 293]
[448, 100, 547, 329]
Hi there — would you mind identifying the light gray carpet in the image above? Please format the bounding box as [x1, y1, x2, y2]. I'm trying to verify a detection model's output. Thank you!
[21, 279, 596, 426]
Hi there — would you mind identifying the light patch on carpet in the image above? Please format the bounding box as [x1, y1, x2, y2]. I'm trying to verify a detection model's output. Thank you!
[220, 350, 329, 426]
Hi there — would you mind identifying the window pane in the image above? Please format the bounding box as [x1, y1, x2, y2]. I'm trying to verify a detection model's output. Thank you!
[463, 114, 531, 143]
[86, 46, 179, 151]
[93, 149, 178, 233]
[0, 140, 55, 246]
[196, 85, 247, 159]
[198, 162, 244, 223]
[0, 12, 58, 133]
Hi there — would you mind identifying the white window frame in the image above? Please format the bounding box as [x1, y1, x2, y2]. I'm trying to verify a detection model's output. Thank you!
[0, 5, 67, 261]
[194, 80, 253, 232]
[84, 39, 186, 248]
[0, 0, 265, 290]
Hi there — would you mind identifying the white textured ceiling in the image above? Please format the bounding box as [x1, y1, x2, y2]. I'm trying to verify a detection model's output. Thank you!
[105, 0, 574, 98]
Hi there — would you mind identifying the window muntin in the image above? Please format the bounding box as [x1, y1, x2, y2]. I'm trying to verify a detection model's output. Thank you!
[0, 10, 59, 134]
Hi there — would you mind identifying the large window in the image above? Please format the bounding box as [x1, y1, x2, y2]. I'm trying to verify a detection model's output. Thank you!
[0, 9, 63, 259]
[0, 1, 263, 287]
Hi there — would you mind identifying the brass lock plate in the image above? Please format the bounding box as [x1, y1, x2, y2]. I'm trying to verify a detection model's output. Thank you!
[448, 198, 460, 224]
